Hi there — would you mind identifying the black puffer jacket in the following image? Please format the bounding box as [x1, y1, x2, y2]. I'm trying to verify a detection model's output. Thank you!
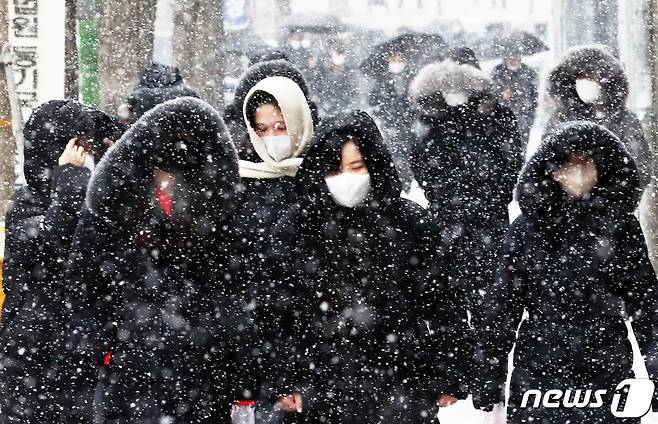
[127, 62, 200, 123]
[473, 122, 658, 423]
[0, 100, 121, 423]
[223, 59, 320, 161]
[545, 45, 653, 188]
[62, 97, 241, 423]
[293, 111, 471, 423]
[409, 60, 523, 319]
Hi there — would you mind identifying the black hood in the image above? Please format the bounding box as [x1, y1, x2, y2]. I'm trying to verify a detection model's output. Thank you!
[409, 59, 496, 119]
[547, 45, 628, 114]
[23, 99, 123, 195]
[138, 62, 183, 88]
[296, 110, 402, 208]
[87, 97, 239, 230]
[128, 62, 200, 123]
[225, 59, 319, 126]
[516, 121, 640, 222]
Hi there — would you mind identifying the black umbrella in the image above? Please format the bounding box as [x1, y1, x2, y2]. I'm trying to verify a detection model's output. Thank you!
[472, 30, 548, 60]
[285, 14, 352, 34]
[359, 32, 447, 78]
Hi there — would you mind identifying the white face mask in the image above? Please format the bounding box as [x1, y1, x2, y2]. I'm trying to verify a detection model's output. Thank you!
[117, 103, 131, 121]
[83, 153, 95, 172]
[388, 62, 406, 74]
[290, 40, 302, 50]
[325, 172, 371, 208]
[444, 91, 469, 107]
[332, 54, 346, 67]
[554, 163, 598, 198]
[575, 79, 601, 104]
[507, 63, 522, 71]
[262, 135, 293, 162]
[301, 38, 311, 49]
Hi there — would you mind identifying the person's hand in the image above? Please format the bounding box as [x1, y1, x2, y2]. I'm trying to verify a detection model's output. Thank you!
[436, 394, 458, 408]
[103, 138, 114, 147]
[485, 402, 506, 424]
[278, 392, 303, 413]
[58, 138, 86, 167]
[502, 89, 514, 100]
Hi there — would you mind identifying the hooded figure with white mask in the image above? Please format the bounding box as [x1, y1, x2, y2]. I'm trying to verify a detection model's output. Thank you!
[409, 59, 523, 329]
[472, 122, 658, 423]
[230, 76, 314, 416]
[545, 44, 653, 188]
[292, 110, 472, 423]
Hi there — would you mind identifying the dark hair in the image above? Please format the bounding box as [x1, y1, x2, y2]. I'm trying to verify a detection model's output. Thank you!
[245, 90, 279, 129]
[317, 129, 360, 175]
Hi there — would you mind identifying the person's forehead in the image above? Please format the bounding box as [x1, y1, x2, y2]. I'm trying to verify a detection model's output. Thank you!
[255, 104, 283, 120]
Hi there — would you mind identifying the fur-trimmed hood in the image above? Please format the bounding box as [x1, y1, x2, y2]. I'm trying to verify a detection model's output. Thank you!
[547, 45, 628, 113]
[516, 121, 640, 222]
[409, 60, 496, 118]
[86, 97, 239, 229]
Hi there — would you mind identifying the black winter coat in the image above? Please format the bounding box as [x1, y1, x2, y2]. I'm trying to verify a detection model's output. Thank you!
[472, 122, 658, 423]
[491, 62, 538, 142]
[223, 59, 320, 162]
[409, 60, 523, 317]
[545, 45, 653, 188]
[62, 98, 241, 423]
[228, 175, 302, 402]
[0, 100, 120, 423]
[293, 111, 471, 423]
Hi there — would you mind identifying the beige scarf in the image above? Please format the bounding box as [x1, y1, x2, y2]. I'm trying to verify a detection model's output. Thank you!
[239, 76, 314, 179]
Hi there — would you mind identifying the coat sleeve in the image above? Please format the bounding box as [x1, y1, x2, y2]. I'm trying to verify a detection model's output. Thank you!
[60, 211, 117, 420]
[498, 105, 524, 181]
[410, 131, 462, 220]
[6, 165, 90, 269]
[620, 112, 654, 188]
[413, 210, 472, 400]
[619, 219, 658, 410]
[472, 217, 528, 411]
[2, 165, 89, 318]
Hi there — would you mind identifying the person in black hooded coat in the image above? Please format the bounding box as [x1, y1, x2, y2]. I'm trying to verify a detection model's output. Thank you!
[223, 59, 320, 161]
[292, 110, 472, 423]
[126, 62, 200, 124]
[491, 56, 538, 144]
[409, 59, 523, 324]
[472, 122, 658, 423]
[544, 45, 653, 188]
[61, 97, 241, 423]
[0, 100, 123, 423]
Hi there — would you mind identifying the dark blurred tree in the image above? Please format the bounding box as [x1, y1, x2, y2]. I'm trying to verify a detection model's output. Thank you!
[173, 0, 225, 111]
[98, 0, 157, 114]
[64, 0, 79, 99]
